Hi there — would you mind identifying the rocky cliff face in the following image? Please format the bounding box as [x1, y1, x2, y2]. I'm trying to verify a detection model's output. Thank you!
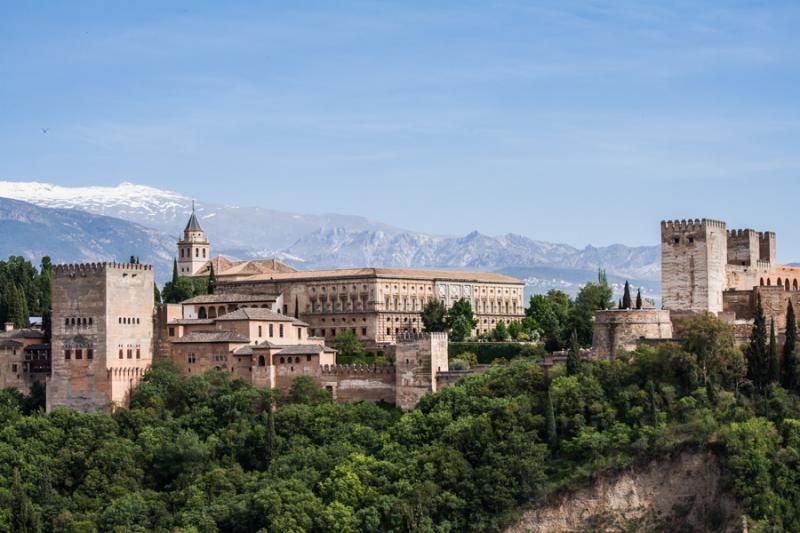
[507, 451, 744, 533]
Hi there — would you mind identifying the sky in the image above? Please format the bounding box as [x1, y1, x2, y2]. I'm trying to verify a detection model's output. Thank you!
[1, 1, 800, 258]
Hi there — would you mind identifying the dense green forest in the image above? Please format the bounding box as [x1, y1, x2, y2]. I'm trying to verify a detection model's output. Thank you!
[0, 256, 52, 331]
[2, 310, 800, 531]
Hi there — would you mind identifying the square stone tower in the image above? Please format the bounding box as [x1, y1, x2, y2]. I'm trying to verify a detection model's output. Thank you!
[48, 262, 154, 412]
[661, 219, 727, 314]
[395, 332, 448, 411]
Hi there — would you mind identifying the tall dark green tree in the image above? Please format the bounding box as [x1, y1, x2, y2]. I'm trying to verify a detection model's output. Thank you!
[11, 468, 40, 533]
[544, 386, 557, 450]
[265, 396, 276, 465]
[747, 297, 769, 390]
[207, 263, 216, 295]
[636, 288, 643, 310]
[171, 258, 179, 284]
[647, 381, 658, 427]
[769, 319, 780, 384]
[294, 295, 299, 319]
[421, 298, 448, 333]
[566, 329, 581, 375]
[154, 283, 162, 305]
[783, 300, 797, 390]
[622, 281, 632, 309]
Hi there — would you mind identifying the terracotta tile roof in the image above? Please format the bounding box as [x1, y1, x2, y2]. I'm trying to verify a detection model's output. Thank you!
[238, 267, 522, 284]
[233, 345, 254, 356]
[168, 319, 216, 325]
[275, 344, 334, 356]
[194, 256, 298, 278]
[0, 328, 45, 340]
[215, 308, 308, 325]
[172, 331, 249, 344]
[181, 293, 279, 305]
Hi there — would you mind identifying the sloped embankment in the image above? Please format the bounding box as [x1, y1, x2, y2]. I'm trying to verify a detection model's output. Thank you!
[507, 451, 745, 532]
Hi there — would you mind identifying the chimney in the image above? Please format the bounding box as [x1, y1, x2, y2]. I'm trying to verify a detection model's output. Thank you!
[4, 322, 13, 332]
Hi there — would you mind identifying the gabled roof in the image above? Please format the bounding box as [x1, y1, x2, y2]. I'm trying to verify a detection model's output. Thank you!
[181, 293, 279, 305]
[172, 331, 249, 344]
[215, 307, 308, 325]
[275, 344, 335, 356]
[0, 328, 45, 340]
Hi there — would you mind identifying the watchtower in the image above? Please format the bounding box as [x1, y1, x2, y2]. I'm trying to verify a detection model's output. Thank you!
[661, 219, 727, 314]
[48, 262, 154, 412]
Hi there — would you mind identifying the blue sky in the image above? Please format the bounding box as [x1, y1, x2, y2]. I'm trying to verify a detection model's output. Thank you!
[2, 1, 800, 257]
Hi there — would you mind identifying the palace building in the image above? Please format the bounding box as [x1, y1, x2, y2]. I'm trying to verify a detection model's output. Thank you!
[176, 211, 526, 348]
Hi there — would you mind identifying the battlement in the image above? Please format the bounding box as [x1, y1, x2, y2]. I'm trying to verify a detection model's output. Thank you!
[396, 331, 448, 343]
[53, 262, 153, 277]
[727, 228, 757, 238]
[661, 218, 726, 232]
[759, 231, 776, 239]
[320, 363, 395, 375]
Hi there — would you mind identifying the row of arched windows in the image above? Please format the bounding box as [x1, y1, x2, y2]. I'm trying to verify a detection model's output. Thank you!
[760, 277, 800, 291]
[118, 317, 140, 325]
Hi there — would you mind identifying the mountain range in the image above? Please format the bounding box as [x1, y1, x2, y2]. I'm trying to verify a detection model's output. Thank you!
[0, 181, 661, 299]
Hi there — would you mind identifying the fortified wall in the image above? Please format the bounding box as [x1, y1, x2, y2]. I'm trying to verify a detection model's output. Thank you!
[319, 363, 396, 403]
[592, 309, 673, 359]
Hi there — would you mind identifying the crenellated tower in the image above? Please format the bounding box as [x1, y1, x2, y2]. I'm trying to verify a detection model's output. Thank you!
[661, 219, 727, 314]
[177, 202, 210, 276]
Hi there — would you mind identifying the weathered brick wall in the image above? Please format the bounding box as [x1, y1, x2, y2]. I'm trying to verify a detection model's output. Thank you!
[319, 364, 396, 403]
[592, 309, 673, 359]
[395, 332, 447, 411]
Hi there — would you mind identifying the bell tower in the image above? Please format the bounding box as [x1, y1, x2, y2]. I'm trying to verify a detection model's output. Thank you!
[177, 202, 210, 276]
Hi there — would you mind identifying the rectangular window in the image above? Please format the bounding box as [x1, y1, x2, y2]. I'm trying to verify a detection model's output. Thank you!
[258, 325, 262, 337]
[65, 318, 69, 326]
[127, 349, 132, 359]
[297, 328, 302, 339]
[279, 324, 284, 338]
[310, 328, 316, 336]
[119, 349, 123, 359]
[87, 349, 93, 360]
[168, 327, 175, 337]
[65, 349, 71, 360]
[75, 349, 82, 360]
[269, 324, 273, 337]
[362, 327, 367, 336]
[136, 348, 141, 359]
[307, 355, 312, 362]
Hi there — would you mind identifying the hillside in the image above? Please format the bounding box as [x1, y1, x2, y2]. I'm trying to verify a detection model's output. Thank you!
[2, 312, 800, 531]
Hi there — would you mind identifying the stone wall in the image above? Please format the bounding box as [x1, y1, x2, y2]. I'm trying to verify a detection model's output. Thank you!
[319, 364, 396, 403]
[592, 309, 673, 359]
[395, 332, 448, 411]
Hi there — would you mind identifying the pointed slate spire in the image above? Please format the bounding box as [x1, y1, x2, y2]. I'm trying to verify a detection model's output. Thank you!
[184, 200, 203, 232]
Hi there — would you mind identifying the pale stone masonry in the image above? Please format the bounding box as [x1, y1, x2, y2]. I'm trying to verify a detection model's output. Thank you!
[48, 262, 154, 412]
[593, 217, 800, 357]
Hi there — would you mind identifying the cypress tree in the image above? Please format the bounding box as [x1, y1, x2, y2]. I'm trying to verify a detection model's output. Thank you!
[265, 396, 277, 465]
[647, 381, 658, 427]
[172, 259, 179, 284]
[11, 469, 40, 533]
[16, 285, 29, 328]
[566, 329, 581, 375]
[636, 288, 643, 310]
[783, 300, 797, 390]
[208, 263, 216, 295]
[747, 297, 768, 390]
[622, 281, 632, 309]
[129, 255, 136, 264]
[769, 319, 780, 383]
[545, 387, 557, 450]
[618, 298, 623, 310]
[294, 295, 299, 319]
[6, 283, 20, 329]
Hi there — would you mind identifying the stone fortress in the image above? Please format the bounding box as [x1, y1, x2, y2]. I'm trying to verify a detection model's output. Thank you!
[32, 209, 521, 412]
[593, 218, 800, 358]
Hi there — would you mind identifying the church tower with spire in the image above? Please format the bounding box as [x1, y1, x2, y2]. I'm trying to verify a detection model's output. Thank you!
[177, 202, 210, 276]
